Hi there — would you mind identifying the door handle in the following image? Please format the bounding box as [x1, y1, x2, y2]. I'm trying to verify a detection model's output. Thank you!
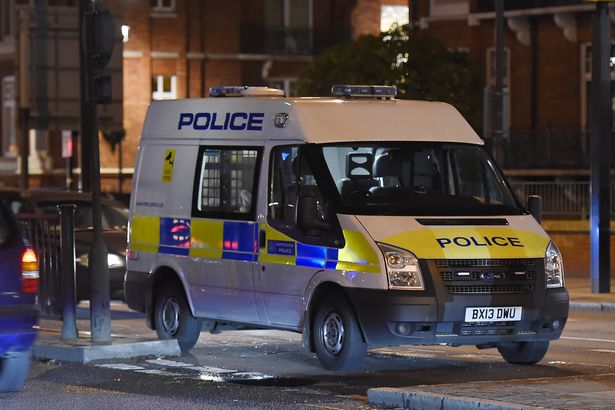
[259, 229, 266, 249]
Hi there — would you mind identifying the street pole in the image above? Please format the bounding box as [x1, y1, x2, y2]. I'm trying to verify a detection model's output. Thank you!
[493, 0, 504, 163]
[81, 0, 111, 342]
[589, 2, 611, 294]
[79, 0, 91, 192]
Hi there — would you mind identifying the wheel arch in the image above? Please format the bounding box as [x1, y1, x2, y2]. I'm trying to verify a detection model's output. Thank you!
[302, 281, 366, 353]
[147, 265, 193, 330]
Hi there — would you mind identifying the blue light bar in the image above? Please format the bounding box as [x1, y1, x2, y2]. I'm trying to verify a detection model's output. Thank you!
[209, 86, 285, 97]
[209, 86, 249, 97]
[331, 85, 397, 99]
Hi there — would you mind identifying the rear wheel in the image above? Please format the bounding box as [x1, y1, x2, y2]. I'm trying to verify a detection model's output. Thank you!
[0, 349, 32, 392]
[312, 294, 366, 371]
[497, 341, 549, 364]
[154, 282, 202, 352]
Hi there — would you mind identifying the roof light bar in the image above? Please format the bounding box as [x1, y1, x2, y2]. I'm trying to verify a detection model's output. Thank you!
[209, 86, 285, 98]
[331, 85, 397, 99]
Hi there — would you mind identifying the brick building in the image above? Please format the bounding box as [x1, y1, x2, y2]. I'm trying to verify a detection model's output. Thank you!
[412, 0, 614, 170]
[0, 0, 409, 189]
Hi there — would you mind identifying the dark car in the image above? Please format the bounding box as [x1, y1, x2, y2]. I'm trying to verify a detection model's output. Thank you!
[0, 201, 39, 392]
[0, 189, 128, 301]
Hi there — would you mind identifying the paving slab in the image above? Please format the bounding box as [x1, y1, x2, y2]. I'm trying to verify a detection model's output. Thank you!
[368, 374, 615, 410]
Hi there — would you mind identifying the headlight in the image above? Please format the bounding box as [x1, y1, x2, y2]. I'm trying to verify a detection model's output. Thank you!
[377, 243, 424, 290]
[77, 253, 125, 269]
[545, 241, 564, 288]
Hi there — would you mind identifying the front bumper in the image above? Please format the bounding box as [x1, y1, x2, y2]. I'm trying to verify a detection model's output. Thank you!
[347, 259, 569, 349]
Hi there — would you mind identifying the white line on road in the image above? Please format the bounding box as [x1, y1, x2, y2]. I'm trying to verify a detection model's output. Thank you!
[96, 364, 145, 371]
[147, 358, 236, 373]
[561, 336, 615, 344]
[590, 349, 615, 354]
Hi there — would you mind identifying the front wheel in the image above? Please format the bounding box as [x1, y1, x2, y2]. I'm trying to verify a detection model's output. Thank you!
[312, 294, 366, 371]
[497, 341, 549, 364]
[0, 350, 32, 392]
[154, 282, 202, 352]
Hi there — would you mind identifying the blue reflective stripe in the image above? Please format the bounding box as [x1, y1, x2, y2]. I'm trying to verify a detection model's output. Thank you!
[296, 257, 326, 268]
[159, 245, 190, 256]
[222, 251, 256, 262]
[159, 217, 191, 247]
[223, 221, 256, 253]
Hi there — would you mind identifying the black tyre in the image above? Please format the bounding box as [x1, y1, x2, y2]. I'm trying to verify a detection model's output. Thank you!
[0, 349, 32, 392]
[497, 341, 549, 364]
[312, 294, 366, 371]
[154, 281, 202, 352]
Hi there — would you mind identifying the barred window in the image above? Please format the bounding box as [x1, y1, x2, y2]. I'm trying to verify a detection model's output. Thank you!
[196, 148, 260, 219]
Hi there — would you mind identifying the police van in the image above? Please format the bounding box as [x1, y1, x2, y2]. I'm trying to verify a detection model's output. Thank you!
[125, 85, 569, 371]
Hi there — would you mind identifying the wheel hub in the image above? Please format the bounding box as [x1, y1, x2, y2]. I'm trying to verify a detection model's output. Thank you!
[322, 312, 344, 355]
[162, 296, 180, 336]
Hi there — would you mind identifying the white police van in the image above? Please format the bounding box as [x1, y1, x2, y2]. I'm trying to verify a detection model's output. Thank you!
[125, 85, 569, 371]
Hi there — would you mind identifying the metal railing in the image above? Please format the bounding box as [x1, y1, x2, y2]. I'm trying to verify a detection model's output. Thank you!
[509, 181, 615, 219]
[16, 213, 62, 317]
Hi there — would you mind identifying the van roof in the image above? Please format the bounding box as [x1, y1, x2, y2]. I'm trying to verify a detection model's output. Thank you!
[141, 97, 483, 145]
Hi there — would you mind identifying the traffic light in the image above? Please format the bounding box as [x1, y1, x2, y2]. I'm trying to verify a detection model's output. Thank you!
[84, 1, 114, 104]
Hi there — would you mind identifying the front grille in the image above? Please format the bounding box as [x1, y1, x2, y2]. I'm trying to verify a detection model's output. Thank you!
[441, 271, 536, 281]
[436, 258, 536, 268]
[446, 284, 535, 294]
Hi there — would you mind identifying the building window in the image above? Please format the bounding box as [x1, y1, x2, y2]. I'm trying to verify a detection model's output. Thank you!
[381, 5, 409, 32]
[429, 0, 469, 17]
[1, 0, 15, 39]
[150, 0, 174, 12]
[486, 47, 510, 88]
[264, 0, 313, 54]
[152, 75, 177, 100]
[194, 147, 261, 220]
[2, 76, 16, 157]
[581, 43, 615, 130]
[267, 78, 298, 97]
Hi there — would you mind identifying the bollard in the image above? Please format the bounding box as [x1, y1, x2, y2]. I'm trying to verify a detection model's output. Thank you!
[58, 204, 78, 340]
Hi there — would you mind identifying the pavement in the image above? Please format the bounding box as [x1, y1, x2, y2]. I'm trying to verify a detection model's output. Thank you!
[33, 276, 615, 409]
[33, 302, 180, 364]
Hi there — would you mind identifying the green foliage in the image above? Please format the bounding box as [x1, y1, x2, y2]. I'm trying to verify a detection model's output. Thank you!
[296, 27, 480, 128]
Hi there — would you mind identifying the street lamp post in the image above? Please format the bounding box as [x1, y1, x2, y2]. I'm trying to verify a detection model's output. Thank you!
[589, 1, 612, 294]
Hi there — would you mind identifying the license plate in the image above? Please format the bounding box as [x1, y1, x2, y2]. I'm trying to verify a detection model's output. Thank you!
[464, 306, 522, 322]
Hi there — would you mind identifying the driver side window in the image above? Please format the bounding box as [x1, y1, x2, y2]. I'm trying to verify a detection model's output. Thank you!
[268, 145, 342, 247]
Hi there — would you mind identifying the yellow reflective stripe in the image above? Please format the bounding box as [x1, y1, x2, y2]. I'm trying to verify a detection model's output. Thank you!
[130, 215, 160, 252]
[337, 230, 381, 273]
[383, 227, 550, 259]
[190, 219, 223, 259]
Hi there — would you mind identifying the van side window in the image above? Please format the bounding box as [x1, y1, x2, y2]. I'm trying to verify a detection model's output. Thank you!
[268, 145, 344, 247]
[192, 147, 261, 220]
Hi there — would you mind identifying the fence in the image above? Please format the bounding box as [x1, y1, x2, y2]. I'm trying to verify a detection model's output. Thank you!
[509, 181, 615, 219]
[16, 213, 62, 317]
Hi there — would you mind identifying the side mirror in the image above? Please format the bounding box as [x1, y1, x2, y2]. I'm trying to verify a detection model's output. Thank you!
[527, 195, 542, 223]
[297, 195, 330, 234]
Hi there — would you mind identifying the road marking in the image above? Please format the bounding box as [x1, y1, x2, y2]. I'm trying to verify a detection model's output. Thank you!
[147, 358, 193, 367]
[147, 358, 236, 374]
[96, 364, 145, 371]
[97, 358, 272, 383]
[590, 349, 615, 354]
[134, 369, 183, 376]
[561, 336, 615, 344]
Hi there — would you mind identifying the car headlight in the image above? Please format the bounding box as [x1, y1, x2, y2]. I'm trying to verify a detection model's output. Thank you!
[377, 243, 424, 290]
[77, 253, 125, 269]
[545, 241, 564, 288]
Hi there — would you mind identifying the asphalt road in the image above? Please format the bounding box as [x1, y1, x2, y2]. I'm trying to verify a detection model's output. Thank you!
[2, 309, 614, 409]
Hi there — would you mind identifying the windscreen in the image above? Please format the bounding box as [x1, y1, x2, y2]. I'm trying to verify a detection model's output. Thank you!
[321, 143, 523, 216]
